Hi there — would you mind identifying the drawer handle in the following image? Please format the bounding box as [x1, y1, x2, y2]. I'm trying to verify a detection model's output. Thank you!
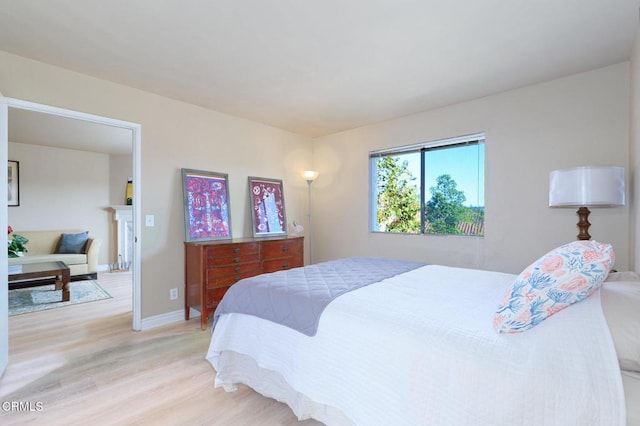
[234, 247, 240, 253]
[234, 257, 240, 263]
[235, 266, 241, 273]
[282, 262, 289, 269]
[282, 246, 288, 252]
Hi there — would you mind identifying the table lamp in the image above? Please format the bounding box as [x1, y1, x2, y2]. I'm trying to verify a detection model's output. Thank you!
[549, 166, 625, 240]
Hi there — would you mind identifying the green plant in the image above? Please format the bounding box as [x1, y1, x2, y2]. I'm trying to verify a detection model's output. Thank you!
[8, 230, 28, 258]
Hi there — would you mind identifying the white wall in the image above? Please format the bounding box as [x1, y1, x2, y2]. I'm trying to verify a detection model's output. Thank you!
[8, 142, 111, 266]
[6, 145, 137, 267]
[0, 51, 313, 319]
[312, 63, 631, 274]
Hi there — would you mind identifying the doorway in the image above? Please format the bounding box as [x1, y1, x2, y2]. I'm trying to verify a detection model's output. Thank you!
[3, 98, 141, 332]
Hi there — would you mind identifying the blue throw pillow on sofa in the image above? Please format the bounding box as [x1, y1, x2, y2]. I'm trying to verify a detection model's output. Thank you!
[57, 231, 89, 254]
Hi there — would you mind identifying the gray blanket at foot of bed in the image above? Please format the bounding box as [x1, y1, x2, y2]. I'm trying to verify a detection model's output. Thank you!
[212, 257, 426, 336]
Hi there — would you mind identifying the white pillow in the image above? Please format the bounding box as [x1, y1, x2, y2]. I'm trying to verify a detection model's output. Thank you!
[601, 279, 640, 372]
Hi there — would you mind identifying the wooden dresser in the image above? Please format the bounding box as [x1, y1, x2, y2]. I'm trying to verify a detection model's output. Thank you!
[184, 236, 303, 329]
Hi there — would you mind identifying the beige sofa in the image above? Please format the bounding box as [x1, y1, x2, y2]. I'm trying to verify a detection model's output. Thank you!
[8, 230, 102, 279]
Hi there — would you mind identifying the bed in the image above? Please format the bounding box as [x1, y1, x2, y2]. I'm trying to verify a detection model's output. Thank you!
[207, 242, 639, 425]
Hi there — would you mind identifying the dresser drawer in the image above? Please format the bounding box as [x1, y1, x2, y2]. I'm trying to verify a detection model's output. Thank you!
[206, 263, 262, 289]
[206, 243, 259, 265]
[209, 261, 262, 277]
[261, 238, 303, 260]
[207, 242, 259, 257]
[263, 257, 303, 273]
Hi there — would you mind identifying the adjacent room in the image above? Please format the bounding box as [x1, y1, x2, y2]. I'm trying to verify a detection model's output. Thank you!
[1, 1, 639, 425]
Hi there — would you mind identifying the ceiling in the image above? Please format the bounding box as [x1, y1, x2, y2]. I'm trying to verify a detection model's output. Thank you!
[1, 0, 639, 142]
[8, 108, 133, 155]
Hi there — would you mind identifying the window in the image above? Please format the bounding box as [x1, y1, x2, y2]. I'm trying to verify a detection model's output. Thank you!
[370, 134, 485, 236]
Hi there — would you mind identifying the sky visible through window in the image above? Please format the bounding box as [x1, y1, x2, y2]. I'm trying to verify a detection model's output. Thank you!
[403, 144, 484, 208]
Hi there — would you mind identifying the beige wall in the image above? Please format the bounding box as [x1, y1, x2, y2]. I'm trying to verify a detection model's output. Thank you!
[109, 154, 133, 206]
[0, 51, 313, 319]
[7, 142, 111, 266]
[312, 63, 631, 274]
[632, 27, 640, 271]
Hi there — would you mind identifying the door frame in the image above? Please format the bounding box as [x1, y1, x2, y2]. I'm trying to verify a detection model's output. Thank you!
[1, 91, 8, 376]
[3, 97, 142, 331]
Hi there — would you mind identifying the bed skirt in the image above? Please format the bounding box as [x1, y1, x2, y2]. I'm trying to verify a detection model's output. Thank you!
[623, 370, 640, 426]
[214, 350, 353, 425]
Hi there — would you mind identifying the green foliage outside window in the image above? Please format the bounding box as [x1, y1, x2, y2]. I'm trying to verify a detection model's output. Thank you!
[425, 174, 466, 235]
[375, 156, 420, 233]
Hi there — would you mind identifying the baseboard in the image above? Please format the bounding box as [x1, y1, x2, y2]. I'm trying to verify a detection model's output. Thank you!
[98, 263, 132, 273]
[139, 308, 201, 330]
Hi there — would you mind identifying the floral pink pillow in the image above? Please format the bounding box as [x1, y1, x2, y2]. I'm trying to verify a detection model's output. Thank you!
[494, 240, 615, 333]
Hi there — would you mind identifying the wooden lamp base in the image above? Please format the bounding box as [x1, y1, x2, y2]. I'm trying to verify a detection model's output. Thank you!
[576, 206, 591, 240]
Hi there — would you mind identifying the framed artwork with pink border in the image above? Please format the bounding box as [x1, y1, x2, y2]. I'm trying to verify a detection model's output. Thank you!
[181, 168, 232, 242]
[248, 176, 287, 237]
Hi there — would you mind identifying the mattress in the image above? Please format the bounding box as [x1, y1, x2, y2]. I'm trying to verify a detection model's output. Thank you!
[207, 265, 626, 425]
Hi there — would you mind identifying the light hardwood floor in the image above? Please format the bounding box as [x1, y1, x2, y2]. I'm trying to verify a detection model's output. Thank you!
[1, 272, 321, 425]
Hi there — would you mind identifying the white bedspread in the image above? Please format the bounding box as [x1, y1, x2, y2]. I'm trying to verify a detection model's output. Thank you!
[207, 265, 626, 425]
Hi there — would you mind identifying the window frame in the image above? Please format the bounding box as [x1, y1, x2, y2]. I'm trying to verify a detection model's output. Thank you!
[369, 133, 485, 236]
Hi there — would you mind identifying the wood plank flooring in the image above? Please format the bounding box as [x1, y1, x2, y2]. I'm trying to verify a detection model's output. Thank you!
[0, 272, 321, 425]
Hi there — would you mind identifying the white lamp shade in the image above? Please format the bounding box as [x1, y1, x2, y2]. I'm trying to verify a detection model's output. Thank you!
[303, 170, 319, 181]
[549, 166, 625, 207]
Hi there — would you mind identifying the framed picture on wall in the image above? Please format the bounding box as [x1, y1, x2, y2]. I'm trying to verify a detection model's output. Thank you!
[248, 176, 287, 237]
[181, 168, 232, 242]
[8, 161, 19, 207]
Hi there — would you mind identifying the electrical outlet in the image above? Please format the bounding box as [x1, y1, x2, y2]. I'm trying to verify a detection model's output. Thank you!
[145, 214, 155, 227]
[170, 288, 178, 300]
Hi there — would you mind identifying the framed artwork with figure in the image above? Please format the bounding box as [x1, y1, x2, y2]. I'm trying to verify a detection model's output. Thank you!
[248, 176, 287, 237]
[8, 160, 19, 207]
[181, 168, 232, 242]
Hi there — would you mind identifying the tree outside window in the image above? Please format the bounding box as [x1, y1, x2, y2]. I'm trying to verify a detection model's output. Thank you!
[375, 156, 420, 233]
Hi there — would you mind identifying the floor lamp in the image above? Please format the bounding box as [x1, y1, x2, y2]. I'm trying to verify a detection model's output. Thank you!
[303, 170, 319, 264]
[549, 166, 625, 240]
